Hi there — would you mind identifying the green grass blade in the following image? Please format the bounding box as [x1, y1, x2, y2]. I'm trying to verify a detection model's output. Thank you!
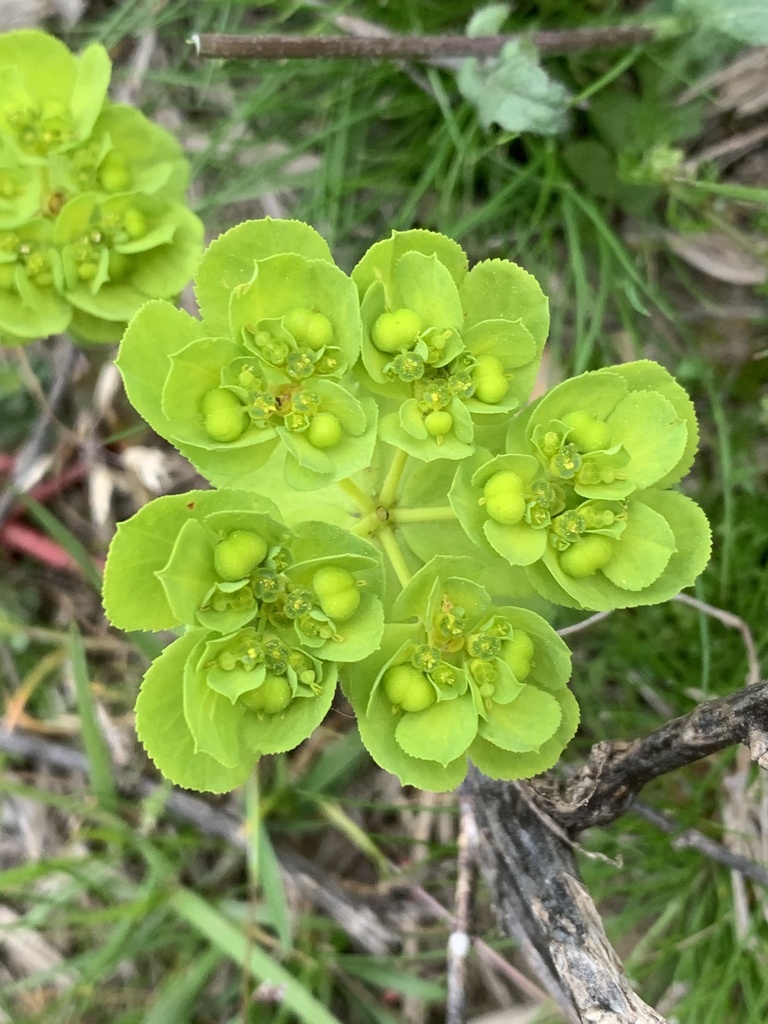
[69, 623, 117, 809]
[169, 888, 344, 1024]
[142, 947, 223, 1024]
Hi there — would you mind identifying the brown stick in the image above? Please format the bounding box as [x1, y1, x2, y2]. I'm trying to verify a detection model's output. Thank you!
[537, 679, 768, 833]
[191, 25, 662, 62]
[467, 770, 668, 1024]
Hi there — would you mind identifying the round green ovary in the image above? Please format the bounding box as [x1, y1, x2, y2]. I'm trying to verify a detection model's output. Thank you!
[560, 534, 614, 578]
[312, 565, 360, 621]
[471, 355, 509, 404]
[383, 663, 436, 713]
[424, 410, 453, 437]
[307, 411, 343, 449]
[563, 411, 612, 452]
[239, 674, 292, 714]
[201, 388, 247, 443]
[123, 208, 147, 240]
[98, 152, 131, 192]
[483, 471, 526, 525]
[371, 308, 423, 354]
[502, 630, 535, 680]
[214, 530, 269, 581]
[284, 307, 333, 351]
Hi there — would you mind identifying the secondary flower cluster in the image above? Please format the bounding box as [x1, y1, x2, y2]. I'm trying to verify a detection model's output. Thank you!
[446, 361, 710, 610]
[0, 30, 203, 343]
[103, 489, 385, 792]
[344, 558, 577, 790]
[106, 217, 711, 792]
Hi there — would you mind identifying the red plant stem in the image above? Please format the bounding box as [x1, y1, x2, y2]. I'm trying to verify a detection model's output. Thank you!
[0, 522, 78, 571]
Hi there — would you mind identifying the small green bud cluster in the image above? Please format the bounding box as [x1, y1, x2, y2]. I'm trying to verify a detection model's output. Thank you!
[450, 361, 710, 611]
[103, 490, 386, 790]
[0, 29, 202, 344]
[341, 562, 577, 788]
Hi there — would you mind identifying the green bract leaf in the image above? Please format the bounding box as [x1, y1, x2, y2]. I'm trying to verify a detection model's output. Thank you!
[395, 692, 478, 766]
[343, 626, 469, 791]
[477, 686, 561, 752]
[103, 489, 282, 632]
[116, 301, 208, 438]
[351, 229, 468, 301]
[135, 631, 251, 793]
[469, 687, 580, 780]
[88, 103, 190, 199]
[195, 219, 334, 336]
[240, 659, 338, 756]
[609, 360, 699, 487]
[229, 252, 361, 380]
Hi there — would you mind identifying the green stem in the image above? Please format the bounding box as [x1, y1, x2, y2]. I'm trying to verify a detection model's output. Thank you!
[337, 477, 376, 515]
[390, 505, 457, 524]
[378, 449, 409, 508]
[351, 511, 381, 537]
[379, 527, 412, 588]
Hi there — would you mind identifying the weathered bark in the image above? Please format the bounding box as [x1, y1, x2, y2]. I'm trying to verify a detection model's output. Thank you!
[466, 680, 768, 1024]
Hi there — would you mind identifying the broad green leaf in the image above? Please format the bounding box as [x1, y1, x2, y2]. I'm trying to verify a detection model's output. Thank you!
[528, 369, 627, 432]
[352, 229, 468, 301]
[70, 43, 111, 139]
[605, 390, 687, 490]
[156, 518, 217, 626]
[459, 259, 549, 353]
[195, 219, 334, 335]
[478, 686, 561, 752]
[494, 605, 572, 693]
[184, 641, 246, 767]
[392, 555, 486, 623]
[92, 103, 190, 198]
[611, 360, 700, 487]
[116, 300, 208, 439]
[161, 335, 243, 443]
[600, 499, 676, 591]
[0, 275, 71, 339]
[103, 490, 280, 632]
[457, 39, 571, 136]
[282, 396, 378, 491]
[622, 489, 712, 605]
[240, 662, 338, 756]
[395, 692, 478, 766]
[348, 666, 467, 791]
[135, 631, 251, 793]
[228, 252, 361, 377]
[0, 30, 76, 110]
[485, 519, 548, 567]
[380, 410, 474, 463]
[392, 251, 464, 330]
[469, 686, 579, 780]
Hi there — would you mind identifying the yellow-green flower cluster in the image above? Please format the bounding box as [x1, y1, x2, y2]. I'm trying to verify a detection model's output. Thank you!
[0, 30, 203, 344]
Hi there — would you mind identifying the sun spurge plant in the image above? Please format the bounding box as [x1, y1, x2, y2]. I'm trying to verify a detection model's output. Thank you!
[0, 30, 203, 344]
[103, 218, 711, 792]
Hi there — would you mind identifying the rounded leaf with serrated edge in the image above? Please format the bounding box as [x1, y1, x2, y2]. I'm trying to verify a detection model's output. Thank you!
[525, 491, 711, 611]
[135, 631, 251, 793]
[102, 489, 282, 633]
[351, 228, 468, 302]
[228, 252, 360, 380]
[342, 626, 469, 791]
[194, 218, 334, 336]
